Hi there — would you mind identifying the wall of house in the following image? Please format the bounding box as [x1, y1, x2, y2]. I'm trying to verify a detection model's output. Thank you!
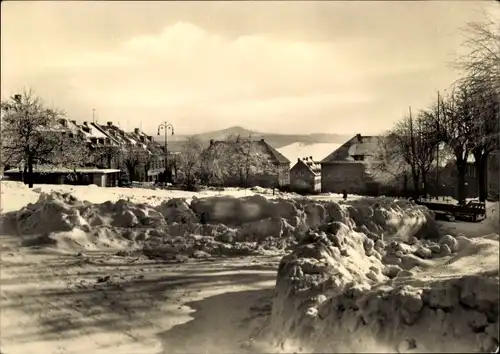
[278, 163, 291, 186]
[218, 164, 289, 188]
[290, 163, 318, 193]
[218, 163, 289, 188]
[488, 151, 499, 198]
[321, 163, 366, 194]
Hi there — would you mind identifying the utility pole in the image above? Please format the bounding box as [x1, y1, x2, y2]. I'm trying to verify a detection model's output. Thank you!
[409, 106, 418, 197]
[157, 122, 174, 183]
[436, 91, 440, 199]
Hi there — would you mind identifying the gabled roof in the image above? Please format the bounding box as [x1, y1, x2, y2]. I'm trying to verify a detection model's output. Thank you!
[259, 140, 290, 164]
[127, 130, 164, 155]
[96, 123, 134, 146]
[320, 134, 382, 164]
[207, 139, 290, 164]
[292, 157, 321, 175]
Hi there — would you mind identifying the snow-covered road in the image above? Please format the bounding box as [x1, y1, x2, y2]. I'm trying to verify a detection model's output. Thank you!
[0, 243, 280, 354]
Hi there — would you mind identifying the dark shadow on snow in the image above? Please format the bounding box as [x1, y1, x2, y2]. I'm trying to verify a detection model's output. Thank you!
[1, 254, 277, 347]
[156, 288, 275, 354]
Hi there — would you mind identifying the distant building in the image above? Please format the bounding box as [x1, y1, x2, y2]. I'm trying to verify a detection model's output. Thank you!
[127, 127, 166, 182]
[95, 122, 166, 182]
[488, 150, 499, 200]
[320, 134, 385, 194]
[4, 167, 121, 187]
[206, 138, 290, 188]
[290, 157, 321, 193]
[438, 160, 478, 199]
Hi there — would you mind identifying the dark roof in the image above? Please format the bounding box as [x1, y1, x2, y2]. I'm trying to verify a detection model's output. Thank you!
[207, 139, 290, 165]
[260, 140, 290, 164]
[321, 134, 382, 164]
[292, 157, 321, 175]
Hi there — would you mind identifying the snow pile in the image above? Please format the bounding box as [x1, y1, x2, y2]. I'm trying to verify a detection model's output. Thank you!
[268, 207, 499, 352]
[3, 189, 438, 263]
[487, 202, 499, 234]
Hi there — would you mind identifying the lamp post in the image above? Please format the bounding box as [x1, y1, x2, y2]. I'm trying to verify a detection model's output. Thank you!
[157, 122, 174, 183]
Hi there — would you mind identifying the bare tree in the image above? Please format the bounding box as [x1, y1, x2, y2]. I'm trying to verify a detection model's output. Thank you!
[199, 142, 225, 186]
[438, 85, 477, 204]
[377, 109, 439, 197]
[220, 134, 277, 187]
[177, 137, 204, 189]
[371, 132, 412, 193]
[94, 145, 122, 169]
[456, 12, 500, 201]
[465, 77, 499, 201]
[1, 89, 88, 188]
[457, 12, 500, 91]
[122, 145, 149, 182]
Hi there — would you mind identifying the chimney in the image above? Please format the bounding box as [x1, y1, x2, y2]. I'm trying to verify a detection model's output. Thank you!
[297, 158, 300, 162]
[134, 128, 140, 134]
[107, 121, 113, 127]
[83, 121, 88, 126]
[309, 156, 313, 160]
[260, 138, 265, 142]
[210, 139, 214, 146]
[356, 133, 362, 143]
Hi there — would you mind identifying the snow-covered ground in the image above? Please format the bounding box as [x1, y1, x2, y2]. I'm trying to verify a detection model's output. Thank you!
[0, 181, 498, 353]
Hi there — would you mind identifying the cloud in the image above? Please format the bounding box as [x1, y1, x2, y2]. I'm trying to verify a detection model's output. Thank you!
[45, 22, 437, 111]
[3, 9, 482, 134]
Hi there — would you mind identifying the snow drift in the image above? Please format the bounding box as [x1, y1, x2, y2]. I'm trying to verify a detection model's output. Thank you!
[268, 202, 499, 353]
[2, 189, 438, 261]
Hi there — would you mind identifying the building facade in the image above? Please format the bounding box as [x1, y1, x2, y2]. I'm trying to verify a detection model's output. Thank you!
[320, 134, 384, 194]
[290, 157, 321, 194]
[488, 150, 499, 200]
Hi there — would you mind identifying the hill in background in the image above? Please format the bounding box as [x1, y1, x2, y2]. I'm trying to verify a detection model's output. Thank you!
[154, 126, 351, 154]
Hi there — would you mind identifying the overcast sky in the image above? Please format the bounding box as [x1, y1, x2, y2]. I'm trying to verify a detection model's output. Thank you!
[1, 1, 499, 135]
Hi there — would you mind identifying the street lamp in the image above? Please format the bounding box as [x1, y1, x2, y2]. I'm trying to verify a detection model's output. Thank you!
[157, 122, 174, 183]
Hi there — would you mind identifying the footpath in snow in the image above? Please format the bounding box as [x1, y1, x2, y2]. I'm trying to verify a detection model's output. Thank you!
[0, 181, 498, 353]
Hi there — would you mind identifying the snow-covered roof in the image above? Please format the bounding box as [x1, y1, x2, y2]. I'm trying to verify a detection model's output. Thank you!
[292, 157, 321, 175]
[321, 135, 382, 164]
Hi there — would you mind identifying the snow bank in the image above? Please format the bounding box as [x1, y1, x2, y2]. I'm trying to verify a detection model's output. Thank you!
[268, 200, 499, 353]
[2, 185, 438, 264]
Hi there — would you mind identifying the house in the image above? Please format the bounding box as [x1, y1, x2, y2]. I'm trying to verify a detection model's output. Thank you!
[4, 167, 121, 187]
[320, 134, 386, 194]
[74, 121, 122, 169]
[438, 160, 478, 199]
[93, 122, 165, 182]
[487, 150, 499, 200]
[127, 127, 166, 182]
[206, 138, 290, 188]
[290, 157, 321, 193]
